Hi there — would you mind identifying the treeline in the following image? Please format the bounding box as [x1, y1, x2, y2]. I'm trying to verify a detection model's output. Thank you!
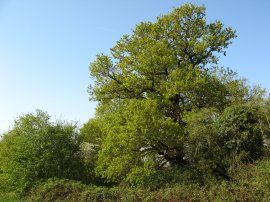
[1, 4, 270, 201]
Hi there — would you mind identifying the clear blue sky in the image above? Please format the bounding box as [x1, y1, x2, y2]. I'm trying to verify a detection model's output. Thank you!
[0, 0, 269, 133]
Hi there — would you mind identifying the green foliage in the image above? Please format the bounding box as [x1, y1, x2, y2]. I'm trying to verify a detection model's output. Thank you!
[88, 3, 242, 185]
[0, 193, 29, 202]
[80, 118, 105, 145]
[81, 186, 117, 202]
[0, 110, 84, 194]
[2, 164, 270, 201]
[89, 4, 236, 106]
[184, 104, 266, 178]
[218, 104, 264, 169]
[79, 118, 107, 185]
[95, 99, 184, 184]
[30, 178, 87, 202]
[184, 108, 222, 176]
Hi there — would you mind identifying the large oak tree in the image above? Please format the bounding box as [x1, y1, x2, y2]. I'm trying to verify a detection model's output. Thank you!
[87, 4, 253, 184]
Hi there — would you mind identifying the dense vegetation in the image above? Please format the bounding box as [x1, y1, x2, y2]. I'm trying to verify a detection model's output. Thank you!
[1, 4, 270, 201]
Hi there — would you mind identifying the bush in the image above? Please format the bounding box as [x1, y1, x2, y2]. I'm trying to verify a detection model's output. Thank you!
[30, 178, 87, 202]
[81, 186, 115, 202]
[0, 192, 27, 202]
[218, 104, 264, 165]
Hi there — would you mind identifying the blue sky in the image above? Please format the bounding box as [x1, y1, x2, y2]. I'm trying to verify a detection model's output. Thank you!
[0, 0, 269, 133]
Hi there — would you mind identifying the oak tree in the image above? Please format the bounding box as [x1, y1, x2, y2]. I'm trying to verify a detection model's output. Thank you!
[88, 4, 240, 183]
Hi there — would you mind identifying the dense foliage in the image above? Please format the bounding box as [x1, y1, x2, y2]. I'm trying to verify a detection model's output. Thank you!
[1, 3, 270, 201]
[0, 110, 85, 194]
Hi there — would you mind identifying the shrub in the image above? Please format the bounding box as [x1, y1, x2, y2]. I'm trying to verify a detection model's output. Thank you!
[30, 178, 87, 202]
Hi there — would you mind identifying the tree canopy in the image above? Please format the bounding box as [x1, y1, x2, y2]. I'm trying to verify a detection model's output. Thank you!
[89, 4, 238, 109]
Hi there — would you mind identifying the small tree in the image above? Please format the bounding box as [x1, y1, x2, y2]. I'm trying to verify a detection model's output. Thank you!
[0, 110, 84, 193]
